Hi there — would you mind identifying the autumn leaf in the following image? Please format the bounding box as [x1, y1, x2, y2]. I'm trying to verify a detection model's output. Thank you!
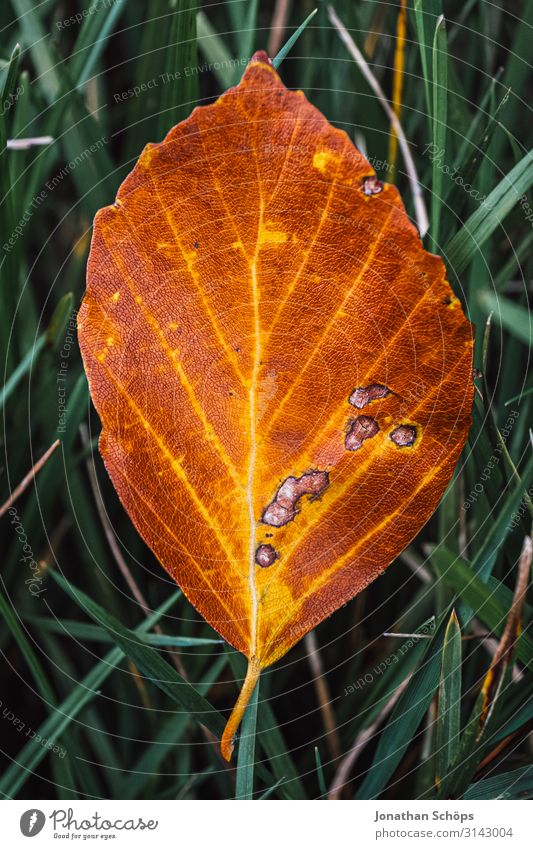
[78, 51, 474, 760]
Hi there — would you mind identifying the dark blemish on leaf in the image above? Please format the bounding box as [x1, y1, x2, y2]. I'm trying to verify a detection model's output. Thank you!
[442, 294, 453, 305]
[390, 424, 417, 447]
[262, 469, 329, 528]
[349, 384, 390, 409]
[255, 544, 278, 568]
[362, 175, 383, 195]
[235, 346, 241, 353]
[345, 416, 379, 451]
[193, 241, 199, 249]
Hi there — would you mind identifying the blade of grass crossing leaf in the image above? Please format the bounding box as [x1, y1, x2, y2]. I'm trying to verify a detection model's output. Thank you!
[273, 9, 318, 69]
[0, 588, 182, 798]
[235, 677, 259, 799]
[430, 15, 447, 252]
[435, 609, 462, 795]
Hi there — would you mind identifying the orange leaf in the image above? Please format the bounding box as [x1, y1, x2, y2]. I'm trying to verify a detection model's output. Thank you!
[78, 52, 474, 759]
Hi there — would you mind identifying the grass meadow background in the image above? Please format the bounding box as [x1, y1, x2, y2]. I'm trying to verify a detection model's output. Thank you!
[0, 0, 532, 800]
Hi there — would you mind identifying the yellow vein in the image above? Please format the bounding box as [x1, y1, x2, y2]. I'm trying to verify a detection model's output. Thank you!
[88, 340, 239, 565]
[246, 126, 264, 658]
[194, 115, 252, 264]
[265, 350, 471, 581]
[296, 273, 443, 462]
[262, 452, 449, 655]
[100, 234, 244, 492]
[145, 171, 247, 387]
[265, 204, 395, 435]
[115, 464, 250, 644]
[263, 134, 350, 343]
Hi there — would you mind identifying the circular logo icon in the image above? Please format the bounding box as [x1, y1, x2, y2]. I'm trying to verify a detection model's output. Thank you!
[20, 810, 46, 837]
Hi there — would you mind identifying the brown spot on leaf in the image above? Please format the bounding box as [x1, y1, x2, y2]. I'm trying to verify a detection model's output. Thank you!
[349, 383, 390, 409]
[262, 470, 329, 527]
[362, 175, 383, 195]
[255, 544, 278, 568]
[390, 424, 417, 447]
[345, 416, 379, 451]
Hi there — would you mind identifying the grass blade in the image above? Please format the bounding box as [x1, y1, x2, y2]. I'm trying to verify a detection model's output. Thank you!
[0, 589, 181, 798]
[435, 609, 462, 795]
[51, 571, 226, 736]
[446, 151, 533, 274]
[479, 291, 531, 347]
[235, 677, 259, 799]
[273, 9, 318, 69]
[429, 14, 447, 251]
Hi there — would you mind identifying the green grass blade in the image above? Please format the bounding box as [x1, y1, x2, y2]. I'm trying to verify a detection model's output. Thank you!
[235, 677, 259, 800]
[412, 0, 442, 123]
[68, 0, 127, 89]
[273, 9, 318, 69]
[435, 609, 462, 795]
[257, 700, 308, 799]
[431, 549, 533, 671]
[0, 589, 181, 798]
[196, 11, 236, 89]
[463, 765, 533, 800]
[356, 615, 448, 799]
[315, 746, 327, 798]
[478, 291, 531, 347]
[122, 654, 227, 798]
[0, 334, 45, 409]
[25, 615, 223, 647]
[51, 571, 225, 736]
[445, 151, 533, 274]
[429, 14, 447, 252]
[158, 0, 198, 136]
